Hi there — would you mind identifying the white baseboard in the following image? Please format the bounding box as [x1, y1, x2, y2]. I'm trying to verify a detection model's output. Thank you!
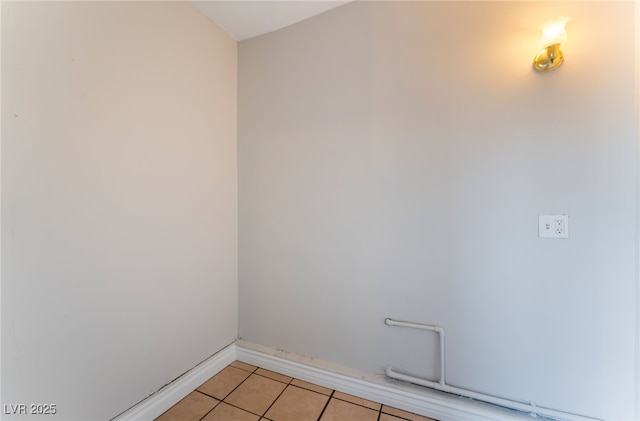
[112, 340, 537, 421]
[112, 342, 236, 421]
[235, 340, 534, 421]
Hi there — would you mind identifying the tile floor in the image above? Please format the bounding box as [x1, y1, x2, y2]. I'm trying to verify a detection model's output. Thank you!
[155, 361, 438, 421]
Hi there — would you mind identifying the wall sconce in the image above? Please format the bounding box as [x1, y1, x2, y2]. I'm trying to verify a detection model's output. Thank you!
[533, 16, 570, 72]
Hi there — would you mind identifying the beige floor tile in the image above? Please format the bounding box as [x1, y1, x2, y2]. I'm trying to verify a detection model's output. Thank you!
[333, 391, 381, 411]
[290, 379, 333, 395]
[382, 405, 437, 421]
[155, 391, 218, 421]
[264, 385, 330, 421]
[201, 402, 259, 421]
[225, 373, 287, 415]
[231, 360, 258, 373]
[320, 398, 379, 421]
[197, 366, 251, 400]
[255, 368, 293, 384]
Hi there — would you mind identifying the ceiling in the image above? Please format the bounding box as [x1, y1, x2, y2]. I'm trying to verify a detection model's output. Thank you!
[191, 1, 351, 41]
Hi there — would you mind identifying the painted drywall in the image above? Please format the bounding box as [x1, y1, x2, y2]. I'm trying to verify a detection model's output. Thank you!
[1, 2, 237, 420]
[238, 1, 638, 419]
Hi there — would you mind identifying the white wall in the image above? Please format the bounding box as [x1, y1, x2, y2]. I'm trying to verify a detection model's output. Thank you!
[1, 2, 237, 420]
[238, 2, 639, 420]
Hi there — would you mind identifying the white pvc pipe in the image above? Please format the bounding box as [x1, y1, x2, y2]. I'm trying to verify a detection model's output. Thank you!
[384, 318, 599, 421]
[385, 318, 445, 386]
[384, 318, 444, 335]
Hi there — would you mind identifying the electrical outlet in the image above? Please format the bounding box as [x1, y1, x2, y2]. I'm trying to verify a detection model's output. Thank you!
[539, 214, 569, 239]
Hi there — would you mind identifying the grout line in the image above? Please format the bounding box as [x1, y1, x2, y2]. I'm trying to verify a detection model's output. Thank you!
[191, 390, 222, 421]
[197, 399, 221, 421]
[258, 381, 290, 418]
[197, 367, 252, 402]
[195, 390, 217, 400]
[219, 400, 265, 418]
[221, 371, 252, 401]
[194, 389, 216, 400]
[218, 373, 281, 418]
[380, 406, 415, 421]
[331, 393, 382, 412]
[316, 390, 335, 421]
[289, 379, 333, 396]
[253, 369, 293, 385]
[231, 362, 258, 374]
[288, 383, 331, 397]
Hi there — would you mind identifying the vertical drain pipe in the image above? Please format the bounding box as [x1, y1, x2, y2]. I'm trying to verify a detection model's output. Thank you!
[383, 318, 599, 421]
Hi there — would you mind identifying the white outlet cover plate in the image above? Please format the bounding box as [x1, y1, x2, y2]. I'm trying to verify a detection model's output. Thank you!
[539, 214, 569, 239]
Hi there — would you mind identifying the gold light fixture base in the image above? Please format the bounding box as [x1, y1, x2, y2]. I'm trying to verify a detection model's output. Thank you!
[533, 43, 564, 72]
